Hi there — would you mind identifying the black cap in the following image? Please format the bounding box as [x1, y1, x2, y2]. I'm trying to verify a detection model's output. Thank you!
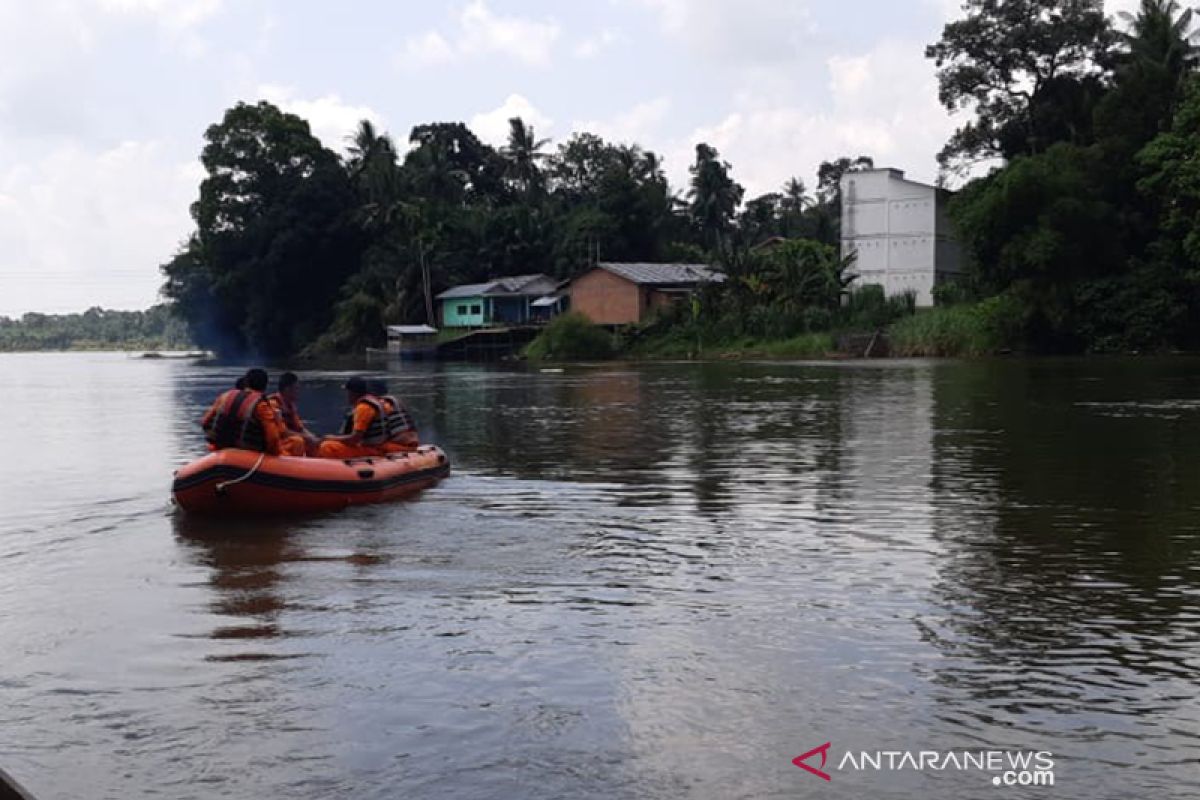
[344, 376, 368, 394]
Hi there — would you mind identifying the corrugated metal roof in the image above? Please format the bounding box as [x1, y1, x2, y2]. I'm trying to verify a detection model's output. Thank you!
[387, 325, 438, 335]
[597, 262, 725, 285]
[436, 281, 498, 300]
[436, 274, 555, 299]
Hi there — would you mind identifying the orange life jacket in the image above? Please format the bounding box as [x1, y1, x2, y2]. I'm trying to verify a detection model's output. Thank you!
[267, 393, 302, 433]
[202, 389, 268, 451]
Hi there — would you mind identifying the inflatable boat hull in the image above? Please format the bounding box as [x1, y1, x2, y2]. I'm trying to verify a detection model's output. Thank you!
[172, 446, 450, 514]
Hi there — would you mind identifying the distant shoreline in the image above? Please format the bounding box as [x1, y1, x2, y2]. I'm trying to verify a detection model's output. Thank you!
[0, 347, 207, 356]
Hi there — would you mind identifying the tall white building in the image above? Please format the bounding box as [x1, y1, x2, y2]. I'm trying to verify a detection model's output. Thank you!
[840, 168, 963, 307]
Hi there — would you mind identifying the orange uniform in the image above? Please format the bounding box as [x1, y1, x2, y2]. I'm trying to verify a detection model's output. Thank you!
[200, 389, 286, 455]
[267, 393, 309, 457]
[316, 400, 388, 459]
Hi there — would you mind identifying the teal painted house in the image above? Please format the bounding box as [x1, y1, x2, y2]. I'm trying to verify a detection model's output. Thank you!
[437, 274, 560, 328]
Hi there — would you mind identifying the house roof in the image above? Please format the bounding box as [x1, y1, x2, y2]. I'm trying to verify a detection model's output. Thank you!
[387, 324, 438, 335]
[436, 273, 555, 300]
[595, 262, 725, 285]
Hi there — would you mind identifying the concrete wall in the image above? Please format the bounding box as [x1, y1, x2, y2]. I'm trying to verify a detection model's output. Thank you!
[841, 169, 963, 306]
[569, 268, 642, 324]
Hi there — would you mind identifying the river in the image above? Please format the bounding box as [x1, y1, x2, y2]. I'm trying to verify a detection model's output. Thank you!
[0, 352, 1197, 799]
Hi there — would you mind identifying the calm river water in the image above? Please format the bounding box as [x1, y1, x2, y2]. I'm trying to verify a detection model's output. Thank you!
[0, 352, 1198, 799]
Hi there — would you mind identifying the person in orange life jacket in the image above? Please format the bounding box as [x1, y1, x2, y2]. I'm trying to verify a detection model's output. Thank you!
[268, 371, 319, 456]
[316, 376, 388, 459]
[202, 373, 248, 451]
[367, 379, 420, 452]
[200, 368, 290, 455]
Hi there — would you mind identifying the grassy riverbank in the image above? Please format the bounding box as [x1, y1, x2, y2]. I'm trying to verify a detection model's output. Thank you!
[626, 329, 835, 360]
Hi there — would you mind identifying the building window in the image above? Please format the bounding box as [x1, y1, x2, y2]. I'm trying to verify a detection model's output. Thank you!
[471, 304, 481, 315]
[456, 304, 467, 314]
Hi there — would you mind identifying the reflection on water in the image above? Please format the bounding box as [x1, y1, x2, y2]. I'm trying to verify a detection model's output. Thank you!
[0, 353, 1198, 799]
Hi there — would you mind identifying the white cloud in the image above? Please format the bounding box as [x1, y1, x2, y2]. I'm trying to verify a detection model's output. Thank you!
[660, 39, 956, 197]
[97, 0, 223, 31]
[399, 0, 560, 69]
[573, 28, 620, 59]
[1104, 0, 1145, 22]
[470, 93, 553, 146]
[0, 139, 197, 315]
[633, 0, 814, 63]
[256, 84, 385, 154]
[401, 30, 455, 67]
[571, 97, 672, 147]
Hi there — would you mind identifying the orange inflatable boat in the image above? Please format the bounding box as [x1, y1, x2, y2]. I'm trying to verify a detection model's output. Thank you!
[172, 445, 450, 514]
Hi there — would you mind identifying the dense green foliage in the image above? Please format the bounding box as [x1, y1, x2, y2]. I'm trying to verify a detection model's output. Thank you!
[928, 0, 1200, 353]
[627, 240, 907, 356]
[158, 0, 1200, 360]
[162, 102, 364, 358]
[927, 0, 1113, 171]
[0, 305, 192, 351]
[160, 101, 867, 358]
[524, 313, 616, 361]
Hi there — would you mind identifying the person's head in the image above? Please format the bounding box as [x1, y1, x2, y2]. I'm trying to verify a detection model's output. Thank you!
[244, 368, 269, 392]
[367, 379, 388, 397]
[234, 375, 246, 390]
[344, 375, 368, 403]
[278, 371, 300, 401]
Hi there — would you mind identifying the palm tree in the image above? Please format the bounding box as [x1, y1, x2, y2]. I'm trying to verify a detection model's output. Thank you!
[346, 119, 397, 179]
[1115, 0, 1200, 114]
[781, 177, 811, 214]
[688, 143, 744, 250]
[500, 117, 550, 196]
[1117, 0, 1199, 71]
[346, 119, 405, 229]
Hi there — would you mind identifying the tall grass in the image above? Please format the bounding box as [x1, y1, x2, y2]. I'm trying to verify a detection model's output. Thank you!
[888, 295, 1025, 356]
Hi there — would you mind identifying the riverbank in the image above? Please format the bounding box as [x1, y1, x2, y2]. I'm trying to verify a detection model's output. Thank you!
[528, 301, 1187, 364]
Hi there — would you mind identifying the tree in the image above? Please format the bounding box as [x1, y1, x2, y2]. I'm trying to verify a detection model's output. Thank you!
[163, 101, 364, 358]
[754, 239, 856, 312]
[804, 156, 874, 246]
[500, 117, 550, 196]
[1138, 77, 1200, 272]
[739, 193, 783, 245]
[926, 0, 1113, 171]
[949, 142, 1127, 346]
[1095, 0, 1200, 155]
[688, 143, 744, 250]
[405, 122, 506, 206]
[816, 156, 874, 204]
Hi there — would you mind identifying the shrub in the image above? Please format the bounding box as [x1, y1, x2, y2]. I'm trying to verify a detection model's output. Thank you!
[525, 312, 615, 361]
[1071, 269, 1190, 352]
[843, 284, 916, 329]
[888, 293, 1027, 356]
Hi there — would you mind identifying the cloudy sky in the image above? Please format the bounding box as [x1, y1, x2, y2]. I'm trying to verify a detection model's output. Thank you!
[0, 0, 1140, 316]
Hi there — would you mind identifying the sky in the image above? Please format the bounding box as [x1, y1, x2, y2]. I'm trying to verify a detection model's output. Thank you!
[0, 0, 1143, 317]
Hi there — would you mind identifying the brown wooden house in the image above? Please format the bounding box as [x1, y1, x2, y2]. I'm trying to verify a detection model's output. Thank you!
[567, 262, 724, 325]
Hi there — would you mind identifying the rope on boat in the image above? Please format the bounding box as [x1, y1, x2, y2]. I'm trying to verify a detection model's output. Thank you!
[215, 451, 267, 495]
